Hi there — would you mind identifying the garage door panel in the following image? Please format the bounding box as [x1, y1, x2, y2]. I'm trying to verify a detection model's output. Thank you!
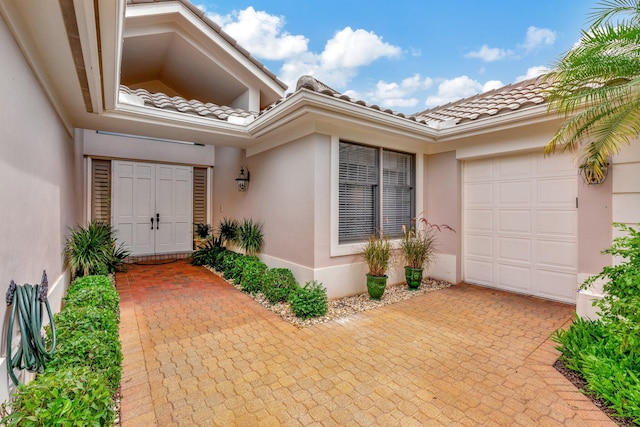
[465, 235, 493, 257]
[465, 158, 494, 182]
[538, 178, 577, 206]
[497, 210, 531, 234]
[464, 151, 577, 303]
[465, 259, 493, 284]
[465, 183, 493, 206]
[498, 181, 531, 206]
[537, 240, 578, 269]
[536, 270, 577, 302]
[465, 210, 493, 232]
[497, 155, 531, 179]
[538, 154, 576, 176]
[498, 264, 530, 291]
[538, 210, 578, 237]
[498, 237, 531, 263]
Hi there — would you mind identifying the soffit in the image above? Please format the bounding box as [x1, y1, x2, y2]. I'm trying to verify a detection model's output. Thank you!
[123, 2, 285, 109]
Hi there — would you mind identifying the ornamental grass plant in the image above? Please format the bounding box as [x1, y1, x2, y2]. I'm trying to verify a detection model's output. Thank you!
[361, 234, 393, 277]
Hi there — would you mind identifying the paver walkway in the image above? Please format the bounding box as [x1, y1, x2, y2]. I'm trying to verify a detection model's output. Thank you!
[116, 260, 614, 426]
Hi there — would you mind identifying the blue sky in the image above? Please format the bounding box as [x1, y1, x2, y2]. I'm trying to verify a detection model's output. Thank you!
[197, 1, 601, 113]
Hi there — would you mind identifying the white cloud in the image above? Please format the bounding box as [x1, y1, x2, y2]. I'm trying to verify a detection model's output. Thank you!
[364, 74, 433, 108]
[522, 26, 556, 51]
[466, 26, 556, 63]
[515, 65, 549, 82]
[321, 27, 401, 69]
[425, 76, 503, 108]
[207, 7, 402, 90]
[207, 7, 308, 61]
[483, 80, 504, 92]
[465, 45, 512, 62]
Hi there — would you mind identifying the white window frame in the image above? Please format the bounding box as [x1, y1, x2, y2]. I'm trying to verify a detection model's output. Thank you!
[330, 136, 424, 257]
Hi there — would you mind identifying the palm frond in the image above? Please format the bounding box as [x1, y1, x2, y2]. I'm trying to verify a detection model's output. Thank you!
[588, 0, 640, 27]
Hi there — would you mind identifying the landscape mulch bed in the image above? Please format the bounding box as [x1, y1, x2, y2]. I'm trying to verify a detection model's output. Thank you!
[554, 359, 635, 427]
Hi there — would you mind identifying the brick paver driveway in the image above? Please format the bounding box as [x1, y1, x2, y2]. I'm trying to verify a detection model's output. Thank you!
[116, 260, 613, 426]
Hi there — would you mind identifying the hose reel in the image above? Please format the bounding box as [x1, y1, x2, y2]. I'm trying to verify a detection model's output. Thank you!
[5, 271, 56, 386]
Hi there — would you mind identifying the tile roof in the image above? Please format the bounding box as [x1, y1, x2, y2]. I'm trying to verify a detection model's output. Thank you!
[269, 75, 551, 128]
[413, 77, 550, 126]
[119, 74, 551, 130]
[120, 86, 256, 122]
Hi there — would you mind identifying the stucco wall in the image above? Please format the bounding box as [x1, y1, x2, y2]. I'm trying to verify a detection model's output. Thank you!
[0, 16, 83, 400]
[425, 151, 461, 283]
[612, 139, 640, 227]
[577, 176, 612, 273]
[81, 129, 216, 167]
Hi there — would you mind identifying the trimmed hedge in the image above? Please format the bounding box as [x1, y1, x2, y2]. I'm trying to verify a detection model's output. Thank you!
[262, 268, 298, 304]
[1, 275, 121, 426]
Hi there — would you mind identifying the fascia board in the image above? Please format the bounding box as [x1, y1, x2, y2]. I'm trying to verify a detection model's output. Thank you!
[125, 3, 284, 97]
[434, 105, 556, 142]
[72, 0, 104, 114]
[100, 0, 125, 111]
[109, 103, 253, 142]
[248, 90, 439, 141]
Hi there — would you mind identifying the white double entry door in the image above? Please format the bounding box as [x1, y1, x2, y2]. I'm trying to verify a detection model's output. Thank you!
[113, 161, 193, 256]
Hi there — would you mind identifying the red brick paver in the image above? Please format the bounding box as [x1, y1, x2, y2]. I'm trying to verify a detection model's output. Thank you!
[117, 260, 614, 426]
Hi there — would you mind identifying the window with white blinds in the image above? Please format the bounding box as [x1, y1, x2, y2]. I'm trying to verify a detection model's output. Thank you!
[338, 141, 414, 243]
[383, 150, 413, 238]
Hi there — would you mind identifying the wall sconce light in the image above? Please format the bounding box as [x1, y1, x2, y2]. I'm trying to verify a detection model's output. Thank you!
[235, 166, 250, 191]
[579, 161, 609, 185]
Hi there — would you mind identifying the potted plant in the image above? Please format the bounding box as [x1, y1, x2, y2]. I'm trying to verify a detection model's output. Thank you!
[401, 218, 454, 290]
[361, 234, 393, 300]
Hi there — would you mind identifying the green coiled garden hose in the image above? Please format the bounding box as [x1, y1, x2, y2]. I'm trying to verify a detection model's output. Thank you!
[5, 271, 56, 386]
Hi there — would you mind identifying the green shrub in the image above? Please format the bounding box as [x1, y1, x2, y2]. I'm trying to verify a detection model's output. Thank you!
[220, 251, 243, 279]
[262, 268, 298, 304]
[213, 248, 229, 271]
[218, 217, 239, 246]
[226, 255, 254, 283]
[553, 223, 640, 424]
[54, 306, 118, 338]
[64, 221, 130, 277]
[191, 236, 224, 266]
[47, 329, 122, 393]
[64, 281, 119, 316]
[0, 367, 115, 427]
[236, 218, 264, 256]
[194, 223, 212, 239]
[289, 281, 328, 319]
[238, 259, 268, 295]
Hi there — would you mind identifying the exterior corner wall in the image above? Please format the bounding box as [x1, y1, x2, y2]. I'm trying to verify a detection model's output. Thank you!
[577, 175, 613, 275]
[0, 15, 83, 401]
[425, 151, 461, 283]
[213, 136, 320, 269]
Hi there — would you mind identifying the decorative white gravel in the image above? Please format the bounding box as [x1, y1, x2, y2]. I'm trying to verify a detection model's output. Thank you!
[207, 267, 451, 328]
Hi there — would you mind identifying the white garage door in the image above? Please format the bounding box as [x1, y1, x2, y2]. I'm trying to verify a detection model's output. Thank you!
[463, 151, 578, 303]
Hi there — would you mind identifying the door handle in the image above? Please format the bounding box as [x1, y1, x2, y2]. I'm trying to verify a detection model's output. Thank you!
[150, 217, 154, 230]
[156, 213, 160, 229]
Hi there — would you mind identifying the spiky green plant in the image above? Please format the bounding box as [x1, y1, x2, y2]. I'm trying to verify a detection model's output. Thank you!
[217, 217, 239, 246]
[64, 221, 130, 277]
[361, 234, 393, 277]
[236, 218, 264, 256]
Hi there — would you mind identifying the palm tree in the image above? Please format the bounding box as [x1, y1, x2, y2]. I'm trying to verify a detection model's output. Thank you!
[544, 0, 640, 183]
